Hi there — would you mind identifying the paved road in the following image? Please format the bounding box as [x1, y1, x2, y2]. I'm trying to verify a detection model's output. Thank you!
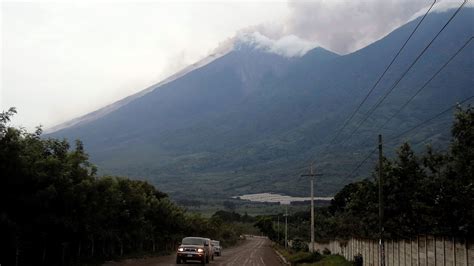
[104, 236, 285, 266]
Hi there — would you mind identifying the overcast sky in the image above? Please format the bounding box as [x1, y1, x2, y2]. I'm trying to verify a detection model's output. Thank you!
[1, 0, 464, 130]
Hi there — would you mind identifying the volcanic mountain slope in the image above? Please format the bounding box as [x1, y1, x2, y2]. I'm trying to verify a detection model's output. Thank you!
[49, 8, 474, 199]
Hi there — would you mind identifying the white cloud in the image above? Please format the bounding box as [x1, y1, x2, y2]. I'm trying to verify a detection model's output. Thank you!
[234, 31, 319, 57]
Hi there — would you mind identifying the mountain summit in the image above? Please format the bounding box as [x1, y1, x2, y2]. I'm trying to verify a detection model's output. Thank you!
[49, 8, 474, 200]
[233, 32, 320, 57]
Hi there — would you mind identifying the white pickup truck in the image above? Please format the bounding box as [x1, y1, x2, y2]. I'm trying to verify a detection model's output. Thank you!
[211, 240, 222, 256]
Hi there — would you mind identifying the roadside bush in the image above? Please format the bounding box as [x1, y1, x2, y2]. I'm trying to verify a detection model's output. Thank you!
[313, 255, 353, 266]
[288, 251, 322, 264]
[291, 238, 308, 252]
[323, 247, 331, 255]
[353, 253, 363, 266]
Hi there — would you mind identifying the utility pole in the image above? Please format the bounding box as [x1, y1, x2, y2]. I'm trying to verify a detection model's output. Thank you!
[277, 215, 280, 243]
[284, 204, 288, 249]
[379, 134, 385, 266]
[301, 164, 322, 253]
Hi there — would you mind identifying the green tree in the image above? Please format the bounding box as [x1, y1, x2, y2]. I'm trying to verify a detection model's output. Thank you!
[254, 216, 277, 240]
[1, 108, 248, 265]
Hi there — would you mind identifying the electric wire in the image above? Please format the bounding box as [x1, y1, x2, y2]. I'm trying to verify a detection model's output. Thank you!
[345, 147, 378, 180]
[297, 0, 469, 193]
[378, 36, 473, 131]
[342, 0, 468, 145]
[323, 0, 437, 149]
[342, 95, 474, 183]
[297, 0, 437, 175]
[386, 95, 474, 144]
[352, 35, 473, 150]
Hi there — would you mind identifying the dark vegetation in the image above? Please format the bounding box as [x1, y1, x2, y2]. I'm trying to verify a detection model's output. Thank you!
[0, 108, 248, 266]
[255, 106, 474, 243]
[212, 210, 255, 223]
[273, 244, 353, 266]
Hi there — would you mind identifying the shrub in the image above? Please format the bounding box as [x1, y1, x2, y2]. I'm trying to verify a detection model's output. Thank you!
[291, 238, 308, 252]
[289, 251, 322, 264]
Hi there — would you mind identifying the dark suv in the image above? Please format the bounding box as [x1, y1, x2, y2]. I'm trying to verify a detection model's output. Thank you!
[176, 237, 212, 265]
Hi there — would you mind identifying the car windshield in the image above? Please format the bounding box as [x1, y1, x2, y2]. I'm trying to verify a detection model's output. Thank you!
[211, 241, 219, 246]
[182, 238, 204, 245]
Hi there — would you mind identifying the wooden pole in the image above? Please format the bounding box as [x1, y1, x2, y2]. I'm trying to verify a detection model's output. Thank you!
[453, 237, 456, 266]
[417, 236, 420, 266]
[379, 134, 385, 266]
[443, 237, 446, 266]
[465, 239, 468, 266]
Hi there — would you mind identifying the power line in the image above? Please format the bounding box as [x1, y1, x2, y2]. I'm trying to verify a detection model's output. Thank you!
[408, 126, 451, 147]
[378, 36, 473, 131]
[342, 0, 468, 145]
[386, 95, 474, 144]
[342, 95, 474, 182]
[303, 0, 437, 171]
[352, 35, 473, 149]
[298, 0, 468, 188]
[327, 0, 437, 147]
[345, 147, 378, 180]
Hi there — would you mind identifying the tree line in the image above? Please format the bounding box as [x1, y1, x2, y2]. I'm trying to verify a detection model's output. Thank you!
[256, 106, 473, 244]
[0, 108, 244, 265]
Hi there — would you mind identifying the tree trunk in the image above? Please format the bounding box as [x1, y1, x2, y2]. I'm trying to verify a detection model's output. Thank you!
[62, 243, 68, 265]
[15, 245, 19, 266]
[77, 240, 81, 258]
[110, 242, 115, 256]
[91, 238, 95, 257]
[42, 246, 47, 265]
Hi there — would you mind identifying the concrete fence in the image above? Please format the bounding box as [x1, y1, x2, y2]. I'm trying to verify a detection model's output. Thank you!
[312, 236, 473, 266]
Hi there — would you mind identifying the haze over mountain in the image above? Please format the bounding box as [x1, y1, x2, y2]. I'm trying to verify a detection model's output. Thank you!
[49, 8, 474, 200]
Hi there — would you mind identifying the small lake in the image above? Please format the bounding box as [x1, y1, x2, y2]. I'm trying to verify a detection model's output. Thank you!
[233, 192, 333, 205]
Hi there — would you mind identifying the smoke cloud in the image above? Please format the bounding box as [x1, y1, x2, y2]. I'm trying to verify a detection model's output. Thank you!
[235, 31, 319, 57]
[282, 0, 428, 54]
[252, 0, 470, 55]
